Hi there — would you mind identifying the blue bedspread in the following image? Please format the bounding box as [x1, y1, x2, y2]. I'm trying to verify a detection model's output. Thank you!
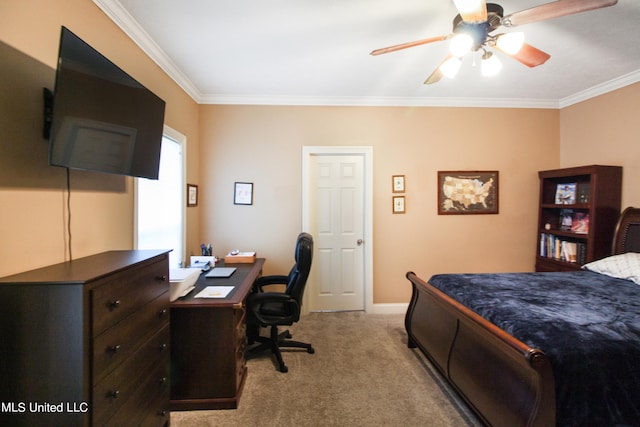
[429, 271, 640, 427]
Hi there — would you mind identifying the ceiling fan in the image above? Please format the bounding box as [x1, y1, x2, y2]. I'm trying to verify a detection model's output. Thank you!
[370, 0, 618, 84]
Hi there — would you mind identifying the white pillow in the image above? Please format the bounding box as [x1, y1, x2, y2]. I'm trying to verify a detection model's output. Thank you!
[582, 252, 640, 285]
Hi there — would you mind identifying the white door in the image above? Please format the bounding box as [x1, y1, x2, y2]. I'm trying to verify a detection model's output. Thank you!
[303, 147, 372, 312]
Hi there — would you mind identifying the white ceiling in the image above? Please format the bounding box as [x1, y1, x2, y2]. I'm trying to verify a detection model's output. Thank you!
[96, 0, 640, 108]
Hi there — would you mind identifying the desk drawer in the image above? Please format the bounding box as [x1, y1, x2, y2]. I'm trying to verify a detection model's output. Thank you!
[92, 257, 168, 336]
[93, 291, 169, 381]
[93, 325, 169, 425]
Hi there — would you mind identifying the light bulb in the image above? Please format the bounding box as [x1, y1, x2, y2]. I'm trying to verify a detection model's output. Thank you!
[496, 32, 524, 54]
[449, 33, 473, 57]
[481, 51, 502, 76]
[440, 56, 462, 79]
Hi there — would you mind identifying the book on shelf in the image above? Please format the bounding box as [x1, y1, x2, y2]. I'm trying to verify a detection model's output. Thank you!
[577, 242, 587, 265]
[555, 183, 577, 204]
[571, 213, 589, 234]
[539, 233, 586, 264]
[559, 209, 574, 230]
[561, 241, 577, 263]
[577, 183, 590, 203]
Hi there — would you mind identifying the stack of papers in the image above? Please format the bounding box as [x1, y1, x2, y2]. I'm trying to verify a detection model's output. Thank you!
[169, 268, 200, 301]
[194, 286, 235, 298]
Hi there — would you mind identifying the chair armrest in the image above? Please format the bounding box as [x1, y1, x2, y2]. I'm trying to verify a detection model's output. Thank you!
[246, 292, 300, 325]
[254, 275, 289, 291]
[248, 292, 292, 304]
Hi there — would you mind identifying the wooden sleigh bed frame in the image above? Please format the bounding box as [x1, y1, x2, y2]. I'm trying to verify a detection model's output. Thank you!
[405, 207, 640, 427]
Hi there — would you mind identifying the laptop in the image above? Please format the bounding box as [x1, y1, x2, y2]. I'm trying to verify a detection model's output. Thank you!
[204, 267, 237, 278]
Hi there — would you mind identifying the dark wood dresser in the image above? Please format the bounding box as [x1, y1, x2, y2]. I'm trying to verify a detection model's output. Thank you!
[0, 250, 171, 427]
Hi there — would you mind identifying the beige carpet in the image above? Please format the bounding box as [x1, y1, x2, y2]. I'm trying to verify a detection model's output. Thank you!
[171, 312, 481, 427]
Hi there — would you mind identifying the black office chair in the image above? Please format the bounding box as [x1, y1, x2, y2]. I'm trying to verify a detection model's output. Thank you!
[246, 232, 314, 373]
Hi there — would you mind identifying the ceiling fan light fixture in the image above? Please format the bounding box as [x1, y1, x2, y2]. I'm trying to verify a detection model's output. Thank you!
[440, 56, 462, 79]
[481, 51, 502, 76]
[452, 0, 484, 15]
[449, 33, 473, 57]
[496, 32, 525, 54]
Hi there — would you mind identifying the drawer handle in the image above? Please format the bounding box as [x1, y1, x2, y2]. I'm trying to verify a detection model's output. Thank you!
[107, 345, 121, 354]
[159, 343, 168, 352]
[159, 376, 168, 386]
[108, 300, 121, 310]
[159, 308, 168, 317]
[158, 410, 168, 417]
[108, 390, 120, 399]
[157, 275, 167, 282]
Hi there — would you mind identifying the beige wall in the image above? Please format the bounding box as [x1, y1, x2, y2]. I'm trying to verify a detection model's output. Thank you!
[0, 0, 200, 276]
[200, 105, 560, 303]
[2, 0, 636, 306]
[560, 83, 640, 209]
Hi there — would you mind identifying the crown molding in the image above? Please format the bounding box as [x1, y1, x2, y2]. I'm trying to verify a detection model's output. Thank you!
[558, 70, 640, 108]
[93, 0, 201, 101]
[197, 93, 559, 109]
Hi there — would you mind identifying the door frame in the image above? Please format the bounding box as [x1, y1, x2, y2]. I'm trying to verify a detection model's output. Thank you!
[302, 146, 374, 313]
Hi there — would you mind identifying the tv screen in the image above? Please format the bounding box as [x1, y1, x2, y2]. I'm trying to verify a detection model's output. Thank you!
[48, 27, 166, 179]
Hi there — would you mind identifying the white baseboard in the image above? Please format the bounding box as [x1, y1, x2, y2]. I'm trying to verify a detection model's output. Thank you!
[370, 303, 408, 315]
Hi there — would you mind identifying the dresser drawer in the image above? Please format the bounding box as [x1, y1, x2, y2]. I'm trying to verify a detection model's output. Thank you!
[138, 388, 171, 427]
[101, 356, 169, 427]
[93, 291, 169, 381]
[92, 257, 168, 336]
[93, 325, 169, 425]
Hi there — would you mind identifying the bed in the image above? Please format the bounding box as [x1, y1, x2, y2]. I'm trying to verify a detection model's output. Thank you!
[405, 207, 640, 427]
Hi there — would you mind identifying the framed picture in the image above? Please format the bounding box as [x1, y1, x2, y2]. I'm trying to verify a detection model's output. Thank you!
[234, 182, 253, 205]
[437, 171, 499, 215]
[392, 196, 405, 214]
[555, 183, 577, 205]
[187, 184, 198, 207]
[392, 175, 405, 193]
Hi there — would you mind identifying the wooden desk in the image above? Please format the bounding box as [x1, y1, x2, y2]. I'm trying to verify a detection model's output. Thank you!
[169, 259, 264, 411]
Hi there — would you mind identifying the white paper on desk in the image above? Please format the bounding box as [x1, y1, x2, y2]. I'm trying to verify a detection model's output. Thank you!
[194, 286, 235, 298]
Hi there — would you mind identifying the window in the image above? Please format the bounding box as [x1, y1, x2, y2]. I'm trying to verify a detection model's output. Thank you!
[135, 126, 186, 268]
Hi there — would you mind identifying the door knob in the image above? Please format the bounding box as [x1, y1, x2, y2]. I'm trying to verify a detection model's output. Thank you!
[357, 239, 364, 246]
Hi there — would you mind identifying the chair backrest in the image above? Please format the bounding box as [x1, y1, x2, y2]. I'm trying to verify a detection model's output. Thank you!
[285, 232, 313, 305]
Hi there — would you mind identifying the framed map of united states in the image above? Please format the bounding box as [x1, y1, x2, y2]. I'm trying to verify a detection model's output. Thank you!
[437, 171, 499, 215]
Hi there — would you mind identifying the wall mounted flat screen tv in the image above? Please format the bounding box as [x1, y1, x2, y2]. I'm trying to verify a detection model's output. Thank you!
[47, 27, 166, 179]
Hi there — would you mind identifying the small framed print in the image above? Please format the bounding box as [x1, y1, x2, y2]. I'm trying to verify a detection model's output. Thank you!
[187, 184, 198, 207]
[234, 182, 253, 205]
[392, 175, 405, 193]
[392, 196, 405, 214]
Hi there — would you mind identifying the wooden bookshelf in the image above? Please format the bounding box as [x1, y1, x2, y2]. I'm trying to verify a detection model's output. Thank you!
[536, 165, 622, 272]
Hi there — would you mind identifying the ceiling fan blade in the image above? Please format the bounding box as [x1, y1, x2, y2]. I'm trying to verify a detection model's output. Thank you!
[502, 0, 618, 27]
[495, 43, 551, 67]
[452, 0, 488, 22]
[424, 55, 453, 85]
[370, 35, 448, 56]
